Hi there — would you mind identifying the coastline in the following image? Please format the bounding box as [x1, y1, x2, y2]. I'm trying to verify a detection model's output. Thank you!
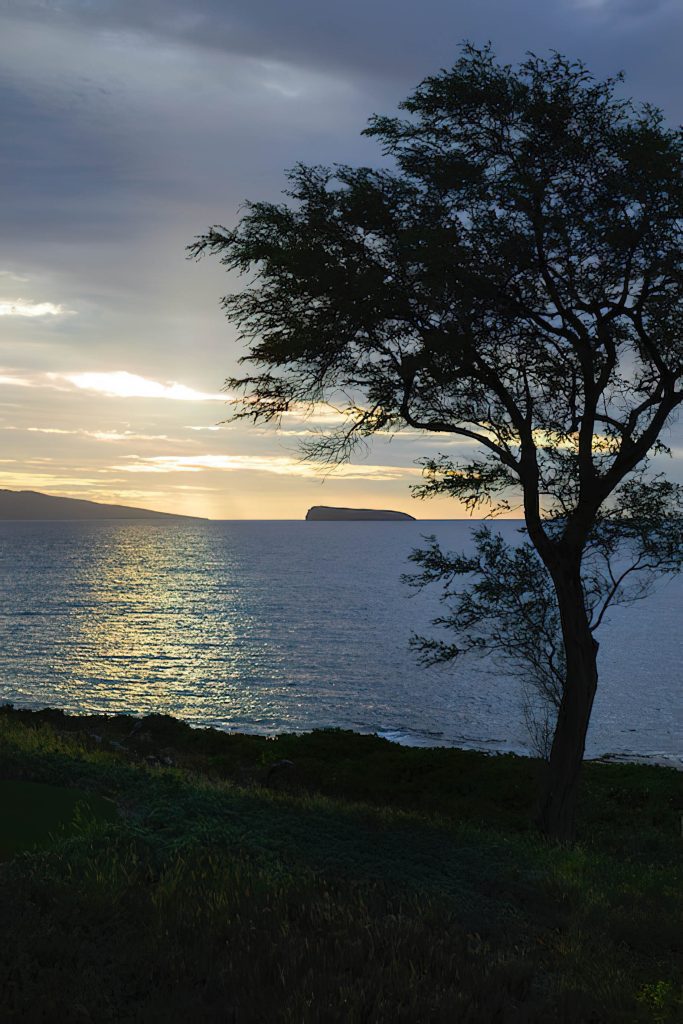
[2, 701, 681, 771]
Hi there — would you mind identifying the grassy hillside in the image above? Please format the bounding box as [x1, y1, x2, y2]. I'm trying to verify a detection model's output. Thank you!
[0, 706, 680, 1022]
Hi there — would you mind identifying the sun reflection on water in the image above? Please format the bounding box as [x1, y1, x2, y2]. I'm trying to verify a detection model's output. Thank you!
[0, 520, 680, 761]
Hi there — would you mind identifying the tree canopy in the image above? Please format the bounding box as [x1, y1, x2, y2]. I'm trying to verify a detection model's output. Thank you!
[190, 45, 682, 840]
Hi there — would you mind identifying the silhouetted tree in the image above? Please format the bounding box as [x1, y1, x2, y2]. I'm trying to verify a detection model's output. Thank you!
[189, 46, 683, 841]
[406, 479, 682, 760]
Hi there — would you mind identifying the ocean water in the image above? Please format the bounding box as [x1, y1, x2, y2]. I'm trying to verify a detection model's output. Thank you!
[0, 520, 680, 764]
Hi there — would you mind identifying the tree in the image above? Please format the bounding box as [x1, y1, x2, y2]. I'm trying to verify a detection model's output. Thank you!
[405, 525, 567, 760]
[189, 45, 683, 841]
[405, 478, 683, 761]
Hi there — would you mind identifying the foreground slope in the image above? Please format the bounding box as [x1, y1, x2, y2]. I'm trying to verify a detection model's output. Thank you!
[0, 707, 680, 1023]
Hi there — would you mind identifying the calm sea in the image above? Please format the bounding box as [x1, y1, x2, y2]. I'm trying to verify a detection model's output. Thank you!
[0, 520, 680, 764]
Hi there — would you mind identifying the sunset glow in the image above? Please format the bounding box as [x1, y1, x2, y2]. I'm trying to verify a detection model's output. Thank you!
[56, 372, 227, 403]
[0, 3, 679, 520]
[0, 300, 70, 317]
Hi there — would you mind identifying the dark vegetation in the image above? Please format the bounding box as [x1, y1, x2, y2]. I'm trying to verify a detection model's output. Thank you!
[0, 779, 117, 861]
[1, 706, 681, 1022]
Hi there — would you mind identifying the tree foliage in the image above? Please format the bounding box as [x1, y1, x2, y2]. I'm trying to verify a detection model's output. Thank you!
[190, 45, 683, 839]
[407, 470, 683, 756]
[190, 46, 681, 524]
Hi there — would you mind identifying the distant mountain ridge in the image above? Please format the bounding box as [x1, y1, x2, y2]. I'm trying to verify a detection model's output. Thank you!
[305, 505, 416, 521]
[0, 490, 204, 521]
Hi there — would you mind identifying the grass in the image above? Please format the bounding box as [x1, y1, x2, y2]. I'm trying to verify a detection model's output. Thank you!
[0, 705, 681, 1022]
[0, 779, 118, 861]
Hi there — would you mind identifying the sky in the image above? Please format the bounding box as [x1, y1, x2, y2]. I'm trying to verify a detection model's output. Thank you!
[0, 1, 681, 519]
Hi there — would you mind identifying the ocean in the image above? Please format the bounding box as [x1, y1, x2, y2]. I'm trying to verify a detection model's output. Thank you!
[0, 519, 680, 764]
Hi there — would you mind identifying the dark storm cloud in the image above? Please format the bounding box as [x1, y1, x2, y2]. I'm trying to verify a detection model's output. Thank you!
[0, 76, 141, 240]
[0, 10, 374, 247]
[4, 0, 683, 113]
[1, 0, 679, 249]
[5, 0, 527, 80]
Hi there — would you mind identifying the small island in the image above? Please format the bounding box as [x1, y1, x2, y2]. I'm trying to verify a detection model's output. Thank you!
[305, 505, 416, 521]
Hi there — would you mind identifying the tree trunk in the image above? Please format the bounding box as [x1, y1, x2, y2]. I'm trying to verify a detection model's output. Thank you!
[536, 557, 599, 842]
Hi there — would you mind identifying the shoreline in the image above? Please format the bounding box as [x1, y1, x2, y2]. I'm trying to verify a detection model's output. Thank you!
[3, 701, 681, 771]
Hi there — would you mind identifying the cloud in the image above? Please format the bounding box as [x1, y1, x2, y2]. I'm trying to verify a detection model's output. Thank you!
[0, 300, 72, 317]
[0, 469, 114, 489]
[0, 271, 29, 283]
[281, 403, 348, 425]
[0, 368, 226, 402]
[86, 429, 186, 442]
[114, 453, 421, 479]
[4, 425, 193, 443]
[24, 427, 74, 435]
[0, 371, 36, 388]
[4, 0, 681, 104]
[50, 371, 227, 402]
[0, 0, 681, 515]
[566, 0, 676, 15]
